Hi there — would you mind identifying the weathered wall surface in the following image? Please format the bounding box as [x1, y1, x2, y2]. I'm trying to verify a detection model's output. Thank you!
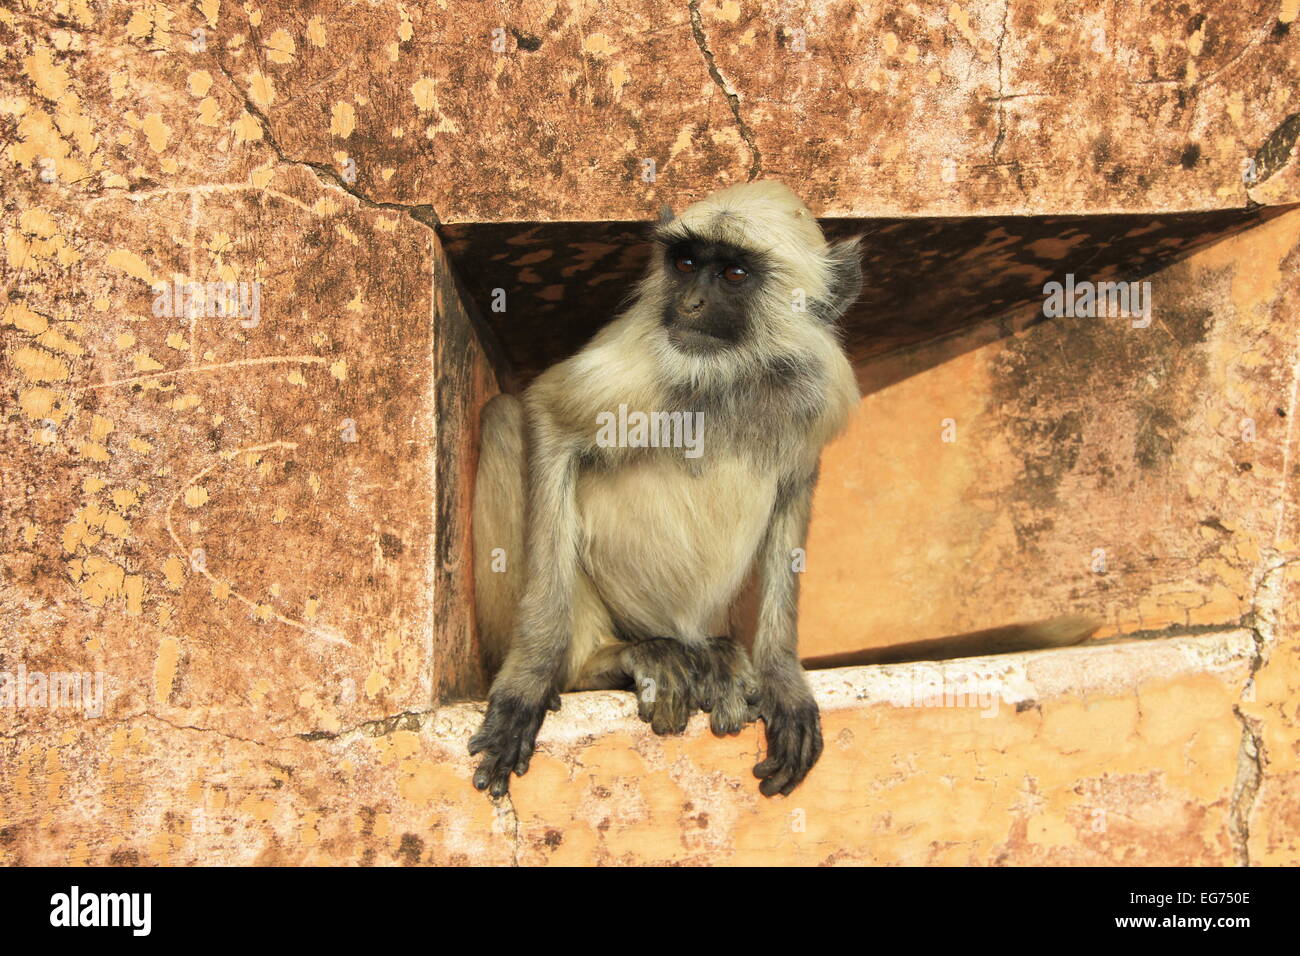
[1, 0, 1298, 866]
[803, 207, 1300, 657]
[0, 633, 1266, 865]
[0, 0, 496, 834]
[9, 0, 1291, 225]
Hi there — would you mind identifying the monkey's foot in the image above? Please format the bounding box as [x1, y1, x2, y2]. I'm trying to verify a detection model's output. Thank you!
[753, 690, 823, 797]
[621, 638, 701, 735]
[467, 689, 560, 798]
[692, 636, 759, 737]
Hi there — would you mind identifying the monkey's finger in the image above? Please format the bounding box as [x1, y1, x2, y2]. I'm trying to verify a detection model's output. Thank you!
[513, 738, 536, 776]
[753, 712, 786, 777]
[775, 723, 823, 796]
[488, 770, 512, 798]
[467, 725, 496, 756]
[757, 743, 796, 797]
[473, 753, 509, 794]
[547, 693, 562, 712]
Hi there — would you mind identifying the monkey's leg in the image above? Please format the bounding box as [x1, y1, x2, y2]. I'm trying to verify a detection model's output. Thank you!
[470, 390, 588, 797]
[472, 394, 526, 678]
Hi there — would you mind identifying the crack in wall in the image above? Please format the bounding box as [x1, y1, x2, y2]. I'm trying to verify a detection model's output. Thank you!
[138, 711, 270, 747]
[1228, 555, 1297, 865]
[496, 793, 521, 866]
[211, 58, 440, 230]
[296, 709, 432, 743]
[1230, 705, 1263, 866]
[990, 0, 1010, 160]
[687, 0, 762, 181]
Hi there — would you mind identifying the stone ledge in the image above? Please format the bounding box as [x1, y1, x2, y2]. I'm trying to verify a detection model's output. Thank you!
[425, 629, 1257, 744]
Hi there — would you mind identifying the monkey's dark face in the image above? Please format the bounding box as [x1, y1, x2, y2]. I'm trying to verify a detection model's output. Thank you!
[658, 237, 768, 353]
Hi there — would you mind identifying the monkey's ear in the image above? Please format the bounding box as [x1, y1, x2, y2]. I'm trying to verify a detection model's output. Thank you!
[815, 237, 864, 323]
[656, 204, 675, 226]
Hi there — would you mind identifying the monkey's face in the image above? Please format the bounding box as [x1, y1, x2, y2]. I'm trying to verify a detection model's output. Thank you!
[659, 237, 769, 354]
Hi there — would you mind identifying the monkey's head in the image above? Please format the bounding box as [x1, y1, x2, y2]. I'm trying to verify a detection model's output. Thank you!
[647, 180, 863, 361]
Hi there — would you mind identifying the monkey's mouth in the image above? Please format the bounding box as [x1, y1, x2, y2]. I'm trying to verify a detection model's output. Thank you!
[663, 315, 740, 353]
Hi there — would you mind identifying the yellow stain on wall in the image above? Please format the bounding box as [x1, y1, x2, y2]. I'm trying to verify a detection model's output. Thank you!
[330, 101, 356, 138]
[247, 71, 275, 109]
[250, 162, 275, 188]
[162, 555, 186, 590]
[18, 208, 57, 237]
[142, 112, 170, 152]
[6, 301, 49, 334]
[19, 386, 64, 421]
[124, 575, 144, 615]
[23, 48, 71, 102]
[37, 327, 84, 356]
[266, 28, 296, 64]
[73, 556, 125, 606]
[582, 33, 616, 55]
[11, 346, 69, 383]
[112, 488, 140, 511]
[106, 248, 155, 285]
[232, 110, 263, 144]
[132, 351, 164, 372]
[197, 97, 220, 127]
[411, 77, 437, 112]
[307, 16, 327, 47]
[187, 70, 213, 97]
[154, 637, 180, 704]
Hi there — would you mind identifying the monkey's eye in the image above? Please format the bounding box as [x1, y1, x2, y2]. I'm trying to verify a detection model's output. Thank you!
[722, 265, 748, 283]
[674, 256, 696, 273]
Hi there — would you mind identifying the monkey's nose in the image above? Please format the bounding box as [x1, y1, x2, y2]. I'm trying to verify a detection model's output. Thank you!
[677, 296, 705, 318]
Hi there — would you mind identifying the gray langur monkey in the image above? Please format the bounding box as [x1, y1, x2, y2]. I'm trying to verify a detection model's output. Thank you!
[468, 180, 1091, 798]
[470, 180, 860, 798]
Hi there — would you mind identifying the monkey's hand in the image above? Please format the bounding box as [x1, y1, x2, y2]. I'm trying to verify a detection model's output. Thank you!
[467, 689, 560, 798]
[753, 677, 823, 797]
[693, 636, 760, 737]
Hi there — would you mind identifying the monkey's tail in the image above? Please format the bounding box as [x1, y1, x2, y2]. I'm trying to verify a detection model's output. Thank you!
[802, 615, 1101, 670]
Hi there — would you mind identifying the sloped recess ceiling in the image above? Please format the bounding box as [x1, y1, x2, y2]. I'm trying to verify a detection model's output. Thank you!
[442, 205, 1297, 386]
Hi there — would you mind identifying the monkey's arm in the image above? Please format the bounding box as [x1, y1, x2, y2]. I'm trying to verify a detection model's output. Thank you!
[749, 467, 822, 797]
[468, 399, 579, 797]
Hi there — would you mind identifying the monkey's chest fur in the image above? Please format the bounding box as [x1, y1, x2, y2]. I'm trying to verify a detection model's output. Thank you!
[576, 455, 778, 642]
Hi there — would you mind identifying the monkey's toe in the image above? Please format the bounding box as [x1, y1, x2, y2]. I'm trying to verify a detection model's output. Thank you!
[708, 695, 751, 737]
[623, 637, 699, 735]
[696, 636, 759, 737]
